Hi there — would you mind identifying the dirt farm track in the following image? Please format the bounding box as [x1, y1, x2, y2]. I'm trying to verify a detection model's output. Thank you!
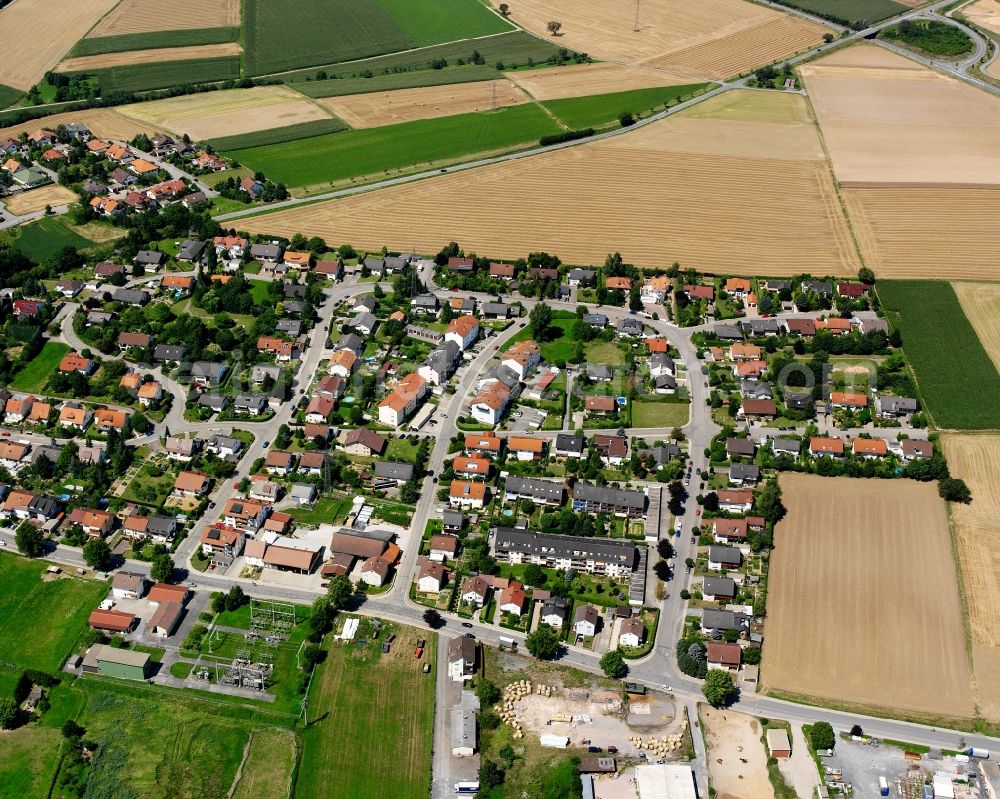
[762, 473, 976, 721]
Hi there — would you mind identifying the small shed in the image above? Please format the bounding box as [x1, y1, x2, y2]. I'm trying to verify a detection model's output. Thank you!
[766, 727, 791, 758]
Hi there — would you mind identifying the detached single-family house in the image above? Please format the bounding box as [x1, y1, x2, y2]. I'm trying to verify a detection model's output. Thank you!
[574, 604, 599, 637]
[619, 616, 645, 648]
[498, 581, 527, 617]
[417, 559, 446, 593]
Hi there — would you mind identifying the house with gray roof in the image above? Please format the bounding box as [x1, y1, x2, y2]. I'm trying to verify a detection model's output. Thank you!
[374, 461, 414, 484]
[740, 380, 773, 399]
[572, 482, 646, 517]
[877, 396, 918, 417]
[480, 302, 511, 319]
[567, 268, 596, 286]
[412, 294, 439, 314]
[740, 319, 780, 337]
[336, 333, 365, 354]
[133, 250, 166, 271]
[729, 463, 760, 486]
[252, 364, 281, 384]
[703, 576, 737, 601]
[153, 344, 186, 362]
[583, 313, 608, 328]
[725, 438, 756, 458]
[637, 443, 680, 468]
[112, 288, 150, 306]
[418, 340, 461, 385]
[352, 312, 377, 335]
[197, 393, 229, 413]
[771, 438, 801, 457]
[801, 280, 833, 296]
[276, 319, 302, 336]
[234, 394, 268, 416]
[587, 364, 613, 382]
[617, 318, 643, 338]
[176, 240, 206, 263]
[554, 433, 585, 458]
[714, 323, 743, 340]
[701, 609, 749, 632]
[250, 243, 282, 263]
[503, 476, 564, 506]
[353, 295, 377, 314]
[707, 546, 742, 570]
[191, 361, 227, 386]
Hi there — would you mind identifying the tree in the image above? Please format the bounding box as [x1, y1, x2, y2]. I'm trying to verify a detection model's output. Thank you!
[480, 760, 505, 790]
[546, 20, 562, 35]
[423, 608, 443, 628]
[522, 563, 546, 587]
[628, 283, 641, 311]
[939, 477, 972, 503]
[308, 596, 332, 637]
[476, 679, 501, 706]
[525, 625, 560, 659]
[62, 719, 85, 739]
[82, 539, 112, 571]
[657, 539, 674, 560]
[0, 697, 16, 729]
[808, 720, 836, 751]
[150, 553, 173, 583]
[857, 266, 875, 284]
[225, 585, 247, 611]
[15, 522, 44, 557]
[600, 648, 628, 678]
[702, 669, 736, 707]
[327, 574, 353, 608]
[301, 642, 326, 670]
[399, 481, 420, 504]
[498, 2, 509, 14]
[850, 724, 864, 737]
[529, 302, 552, 341]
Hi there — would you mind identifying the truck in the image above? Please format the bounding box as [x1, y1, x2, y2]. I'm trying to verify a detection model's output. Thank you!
[454, 781, 479, 794]
[968, 747, 991, 759]
[878, 776, 889, 796]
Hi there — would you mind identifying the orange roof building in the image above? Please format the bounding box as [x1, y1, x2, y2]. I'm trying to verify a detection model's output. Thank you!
[606, 277, 632, 291]
[852, 438, 887, 457]
[810, 436, 845, 456]
[507, 435, 545, 459]
[830, 392, 868, 408]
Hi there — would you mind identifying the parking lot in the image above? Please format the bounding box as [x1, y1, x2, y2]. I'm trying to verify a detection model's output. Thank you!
[506, 407, 548, 432]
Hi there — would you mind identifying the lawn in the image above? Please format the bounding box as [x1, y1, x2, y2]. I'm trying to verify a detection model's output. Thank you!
[371, 499, 414, 526]
[584, 340, 626, 366]
[296, 619, 434, 799]
[375, 0, 511, 46]
[10, 341, 70, 393]
[878, 280, 1000, 429]
[120, 461, 177, 507]
[248, 279, 271, 305]
[630, 400, 689, 428]
[69, 26, 239, 57]
[286, 495, 354, 526]
[0, 726, 63, 799]
[544, 83, 710, 130]
[0, 553, 108, 672]
[231, 728, 298, 799]
[293, 64, 501, 98]
[385, 436, 420, 463]
[225, 103, 561, 190]
[244, 0, 412, 75]
[766, 0, 905, 24]
[13, 216, 94, 263]
[502, 310, 578, 363]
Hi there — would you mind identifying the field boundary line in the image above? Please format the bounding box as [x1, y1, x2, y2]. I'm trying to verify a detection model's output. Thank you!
[225, 732, 254, 799]
[942, 499, 977, 683]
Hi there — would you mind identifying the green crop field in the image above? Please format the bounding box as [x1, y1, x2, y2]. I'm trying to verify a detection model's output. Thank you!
[10, 341, 71, 393]
[206, 117, 348, 151]
[878, 280, 1000, 429]
[766, 0, 905, 24]
[296, 620, 434, 799]
[271, 30, 571, 83]
[13, 216, 94, 263]
[0, 84, 23, 110]
[226, 103, 560, 189]
[544, 83, 710, 129]
[69, 27, 239, 57]
[244, 0, 412, 75]
[375, 0, 512, 46]
[0, 554, 108, 672]
[69, 57, 240, 93]
[292, 64, 500, 98]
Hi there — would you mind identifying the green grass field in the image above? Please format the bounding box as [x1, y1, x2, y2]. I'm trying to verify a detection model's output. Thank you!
[765, 0, 905, 24]
[0, 83, 23, 110]
[227, 103, 561, 189]
[0, 553, 108, 672]
[375, 0, 512, 46]
[544, 83, 710, 129]
[286, 495, 354, 526]
[878, 280, 1000, 429]
[13, 216, 94, 263]
[296, 620, 434, 799]
[69, 26, 239, 57]
[68, 56, 240, 93]
[292, 64, 500, 98]
[231, 728, 297, 799]
[584, 340, 626, 366]
[502, 310, 578, 363]
[630, 400, 689, 428]
[10, 341, 71, 393]
[206, 117, 348, 151]
[244, 0, 412, 75]
[0, 726, 63, 799]
[272, 30, 570, 82]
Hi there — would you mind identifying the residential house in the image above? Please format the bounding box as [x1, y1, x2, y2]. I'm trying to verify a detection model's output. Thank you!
[815, 317, 852, 335]
[619, 616, 645, 648]
[470, 381, 511, 425]
[68, 507, 115, 538]
[174, 471, 209, 496]
[137, 381, 162, 406]
[359, 557, 391, 586]
[540, 596, 569, 629]
[617, 318, 643, 338]
[429, 534, 460, 561]
[206, 435, 242, 459]
[707, 546, 742, 570]
[480, 302, 511, 319]
[498, 581, 527, 616]
[133, 250, 166, 272]
[58, 352, 94, 375]
[641, 275, 672, 304]
[572, 482, 646, 517]
[445, 315, 480, 351]
[490, 262, 515, 280]
[111, 571, 146, 600]
[233, 394, 268, 417]
[494, 528, 637, 578]
[111, 288, 150, 306]
[507, 436, 545, 461]
[716, 489, 753, 513]
[449, 480, 486, 509]
[418, 340, 461, 385]
[118, 332, 152, 352]
[574, 605, 599, 637]
[502, 340, 541, 380]
[377, 372, 428, 427]
[221, 497, 269, 532]
[58, 404, 92, 430]
[837, 282, 868, 299]
[706, 642, 742, 671]
[464, 433, 502, 458]
[443, 510, 464, 534]
[452, 456, 489, 480]
[417, 559, 446, 593]
[264, 450, 296, 475]
[200, 526, 245, 560]
[785, 318, 816, 336]
[461, 574, 490, 607]
[725, 438, 756, 459]
[740, 399, 777, 419]
[328, 348, 358, 378]
[703, 576, 736, 602]
[257, 336, 294, 362]
[877, 396, 918, 418]
[373, 461, 414, 485]
[901, 439, 933, 461]
[165, 436, 198, 462]
[852, 438, 887, 458]
[830, 391, 868, 410]
[447, 635, 476, 683]
[771, 438, 801, 457]
[153, 344, 186, 363]
[712, 518, 749, 545]
[305, 395, 335, 424]
[801, 280, 832, 296]
[504, 476, 564, 507]
[55, 279, 83, 298]
[583, 313, 608, 328]
[810, 436, 844, 457]
[340, 428, 387, 457]
[593, 433, 628, 466]
[554, 433, 585, 458]
[197, 393, 229, 414]
[729, 463, 760, 486]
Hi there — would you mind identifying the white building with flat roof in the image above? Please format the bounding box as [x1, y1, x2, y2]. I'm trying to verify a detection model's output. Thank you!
[635, 764, 697, 799]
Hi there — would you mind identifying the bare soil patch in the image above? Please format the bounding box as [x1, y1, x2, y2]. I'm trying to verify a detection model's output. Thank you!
[953, 282, 1000, 372]
[963, 0, 1000, 35]
[243, 90, 855, 274]
[0, 108, 162, 142]
[763, 473, 974, 720]
[0, 0, 119, 90]
[118, 85, 333, 140]
[505, 62, 696, 100]
[320, 80, 529, 128]
[700, 705, 773, 799]
[843, 187, 1000, 280]
[57, 42, 241, 72]
[89, 0, 240, 37]
[498, 0, 829, 78]
[941, 434, 1000, 721]
[800, 43, 1000, 186]
[4, 186, 79, 215]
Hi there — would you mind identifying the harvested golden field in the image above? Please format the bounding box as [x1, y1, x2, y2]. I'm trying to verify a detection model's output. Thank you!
[3, 185, 79, 215]
[941, 434, 1000, 722]
[963, 0, 1000, 35]
[320, 81, 529, 128]
[243, 91, 856, 273]
[506, 62, 697, 100]
[57, 42, 241, 73]
[763, 473, 975, 721]
[118, 86, 333, 140]
[953, 283, 1000, 371]
[0, 0, 119, 90]
[843, 187, 1000, 280]
[498, 0, 829, 78]
[89, 0, 240, 37]
[0, 108, 161, 141]
[800, 43, 1000, 186]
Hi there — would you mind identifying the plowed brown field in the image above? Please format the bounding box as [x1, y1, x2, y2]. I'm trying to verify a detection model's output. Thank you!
[953, 283, 1000, 371]
[843, 187, 1000, 279]
[242, 91, 856, 273]
[800, 43, 1000, 186]
[117, 86, 332, 140]
[498, 0, 829, 78]
[0, 108, 161, 141]
[941, 434, 1000, 721]
[320, 80, 529, 128]
[0, 0, 119, 90]
[505, 62, 700, 100]
[57, 42, 241, 72]
[3, 185, 78, 215]
[763, 473, 975, 720]
[88, 0, 240, 36]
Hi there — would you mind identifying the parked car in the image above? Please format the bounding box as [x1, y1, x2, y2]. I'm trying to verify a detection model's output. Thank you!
[462, 622, 473, 628]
